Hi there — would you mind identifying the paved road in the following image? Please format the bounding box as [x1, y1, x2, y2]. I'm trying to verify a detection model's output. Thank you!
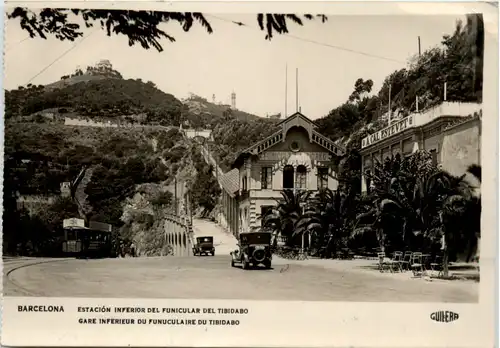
[3, 219, 478, 302]
[4, 254, 478, 302]
[191, 218, 238, 255]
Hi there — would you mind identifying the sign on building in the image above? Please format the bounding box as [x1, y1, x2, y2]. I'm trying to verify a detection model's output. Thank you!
[63, 218, 86, 229]
[362, 115, 415, 149]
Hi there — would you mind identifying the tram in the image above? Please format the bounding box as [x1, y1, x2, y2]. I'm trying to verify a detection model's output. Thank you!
[62, 218, 115, 258]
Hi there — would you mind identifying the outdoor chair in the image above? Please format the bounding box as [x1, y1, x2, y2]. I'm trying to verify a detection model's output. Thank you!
[401, 251, 412, 271]
[430, 255, 444, 277]
[422, 254, 433, 270]
[387, 251, 403, 272]
[377, 252, 388, 272]
[410, 252, 425, 277]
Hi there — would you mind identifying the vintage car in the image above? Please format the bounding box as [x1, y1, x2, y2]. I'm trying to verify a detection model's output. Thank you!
[192, 236, 215, 256]
[230, 231, 272, 269]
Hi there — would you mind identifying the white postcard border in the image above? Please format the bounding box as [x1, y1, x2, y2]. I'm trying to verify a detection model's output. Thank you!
[1, 1, 498, 347]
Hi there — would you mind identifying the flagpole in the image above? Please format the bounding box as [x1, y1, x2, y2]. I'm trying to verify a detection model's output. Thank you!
[285, 64, 288, 118]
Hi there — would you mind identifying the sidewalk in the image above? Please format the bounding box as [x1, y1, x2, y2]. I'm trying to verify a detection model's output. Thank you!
[272, 256, 480, 283]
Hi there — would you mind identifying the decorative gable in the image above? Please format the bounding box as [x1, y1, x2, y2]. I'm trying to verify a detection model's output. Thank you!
[240, 112, 346, 157]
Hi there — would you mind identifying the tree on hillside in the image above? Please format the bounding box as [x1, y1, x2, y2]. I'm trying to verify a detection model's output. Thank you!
[189, 162, 221, 216]
[8, 8, 327, 52]
[5, 77, 185, 122]
[348, 78, 374, 103]
[315, 13, 483, 144]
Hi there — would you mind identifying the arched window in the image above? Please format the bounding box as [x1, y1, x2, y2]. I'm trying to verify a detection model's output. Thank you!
[296, 165, 307, 190]
[283, 165, 294, 189]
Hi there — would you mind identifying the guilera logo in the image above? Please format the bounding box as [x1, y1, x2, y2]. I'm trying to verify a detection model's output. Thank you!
[430, 311, 459, 323]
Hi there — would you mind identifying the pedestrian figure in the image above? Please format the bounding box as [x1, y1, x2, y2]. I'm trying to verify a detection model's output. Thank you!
[130, 242, 136, 257]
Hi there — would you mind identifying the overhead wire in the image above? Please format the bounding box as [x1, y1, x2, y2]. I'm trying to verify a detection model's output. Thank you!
[5, 36, 30, 53]
[205, 14, 406, 64]
[25, 28, 98, 85]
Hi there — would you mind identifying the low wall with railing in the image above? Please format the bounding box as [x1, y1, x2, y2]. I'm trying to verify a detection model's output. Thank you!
[164, 213, 194, 256]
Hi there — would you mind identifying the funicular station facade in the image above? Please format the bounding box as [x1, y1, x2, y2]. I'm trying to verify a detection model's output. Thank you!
[360, 102, 482, 193]
[218, 112, 346, 238]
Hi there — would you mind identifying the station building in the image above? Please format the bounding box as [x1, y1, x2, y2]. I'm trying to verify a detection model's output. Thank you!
[360, 102, 482, 193]
[218, 112, 346, 237]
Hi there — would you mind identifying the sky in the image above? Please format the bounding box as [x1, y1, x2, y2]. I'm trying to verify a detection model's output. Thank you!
[4, 11, 466, 120]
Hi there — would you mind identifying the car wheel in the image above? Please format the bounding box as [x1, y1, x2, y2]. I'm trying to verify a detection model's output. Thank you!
[264, 260, 272, 269]
[211, 251, 215, 256]
[242, 259, 249, 270]
[231, 259, 235, 267]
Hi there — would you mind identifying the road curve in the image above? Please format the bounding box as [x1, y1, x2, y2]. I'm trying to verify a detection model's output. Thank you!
[3, 257, 74, 296]
[3, 255, 478, 302]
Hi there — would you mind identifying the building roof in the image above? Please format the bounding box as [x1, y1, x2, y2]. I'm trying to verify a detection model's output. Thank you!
[219, 168, 240, 198]
[231, 112, 346, 169]
[275, 112, 318, 127]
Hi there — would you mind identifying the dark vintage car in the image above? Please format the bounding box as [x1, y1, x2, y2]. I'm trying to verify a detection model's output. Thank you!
[193, 236, 215, 256]
[230, 231, 272, 269]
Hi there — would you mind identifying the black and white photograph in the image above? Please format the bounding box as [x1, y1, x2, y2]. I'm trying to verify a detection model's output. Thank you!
[1, 2, 497, 347]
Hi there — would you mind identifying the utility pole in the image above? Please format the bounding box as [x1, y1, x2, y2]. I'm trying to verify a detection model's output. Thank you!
[285, 63, 288, 118]
[388, 84, 392, 124]
[418, 36, 421, 57]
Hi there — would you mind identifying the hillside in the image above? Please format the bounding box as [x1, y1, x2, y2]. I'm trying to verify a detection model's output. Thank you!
[5, 66, 274, 131]
[3, 121, 191, 254]
[209, 118, 281, 171]
[3, 14, 483, 257]
[182, 94, 271, 128]
[315, 15, 483, 144]
[45, 59, 124, 90]
[5, 78, 185, 125]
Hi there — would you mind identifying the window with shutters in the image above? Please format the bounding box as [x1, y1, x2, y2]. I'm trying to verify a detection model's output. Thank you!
[296, 165, 307, 190]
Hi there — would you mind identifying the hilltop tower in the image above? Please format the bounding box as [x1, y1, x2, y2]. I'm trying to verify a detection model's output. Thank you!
[212, 94, 216, 103]
[231, 91, 236, 110]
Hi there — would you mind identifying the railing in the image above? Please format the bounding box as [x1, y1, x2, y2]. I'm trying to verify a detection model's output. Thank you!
[362, 102, 482, 149]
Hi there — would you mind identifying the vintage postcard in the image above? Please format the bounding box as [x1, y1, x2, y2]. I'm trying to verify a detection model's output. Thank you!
[1, 1, 497, 347]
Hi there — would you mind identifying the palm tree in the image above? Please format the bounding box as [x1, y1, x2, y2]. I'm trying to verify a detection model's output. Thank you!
[295, 188, 357, 257]
[353, 151, 474, 259]
[261, 189, 311, 247]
